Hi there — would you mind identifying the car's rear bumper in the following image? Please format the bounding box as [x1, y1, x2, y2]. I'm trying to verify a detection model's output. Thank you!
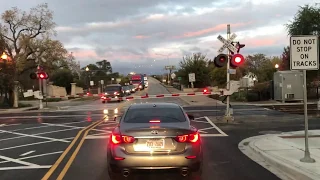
[108, 146, 202, 172]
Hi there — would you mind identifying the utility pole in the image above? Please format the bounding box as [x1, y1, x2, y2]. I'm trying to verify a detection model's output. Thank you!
[156, 53, 172, 85]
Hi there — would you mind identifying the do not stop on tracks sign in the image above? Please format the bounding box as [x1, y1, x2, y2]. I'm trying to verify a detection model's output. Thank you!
[290, 35, 319, 70]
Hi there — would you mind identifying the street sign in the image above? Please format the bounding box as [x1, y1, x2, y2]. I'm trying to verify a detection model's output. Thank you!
[188, 73, 195, 82]
[100, 80, 104, 84]
[90, 81, 94, 86]
[178, 77, 182, 81]
[290, 35, 319, 70]
[171, 73, 176, 79]
[217, 33, 238, 53]
[165, 65, 175, 70]
[228, 69, 236, 74]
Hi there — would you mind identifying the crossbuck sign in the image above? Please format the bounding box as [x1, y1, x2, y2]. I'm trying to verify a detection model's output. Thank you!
[217, 33, 237, 53]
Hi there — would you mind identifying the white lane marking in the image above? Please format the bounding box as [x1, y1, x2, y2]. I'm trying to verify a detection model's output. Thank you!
[198, 130, 208, 133]
[198, 127, 215, 131]
[194, 117, 205, 120]
[0, 126, 80, 142]
[90, 132, 110, 136]
[86, 135, 109, 139]
[0, 137, 75, 151]
[0, 123, 22, 127]
[0, 130, 69, 143]
[263, 108, 270, 111]
[0, 155, 39, 166]
[0, 165, 51, 170]
[42, 122, 110, 133]
[191, 120, 210, 124]
[204, 116, 228, 136]
[0, 114, 104, 119]
[20, 151, 35, 157]
[0, 151, 63, 164]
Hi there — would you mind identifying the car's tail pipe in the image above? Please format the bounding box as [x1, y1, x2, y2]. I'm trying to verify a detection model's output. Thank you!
[181, 168, 188, 177]
[123, 169, 130, 177]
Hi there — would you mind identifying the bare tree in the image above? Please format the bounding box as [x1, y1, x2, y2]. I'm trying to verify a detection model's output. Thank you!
[0, 3, 57, 107]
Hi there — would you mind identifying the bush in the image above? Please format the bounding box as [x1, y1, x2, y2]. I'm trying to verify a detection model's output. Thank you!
[230, 91, 247, 102]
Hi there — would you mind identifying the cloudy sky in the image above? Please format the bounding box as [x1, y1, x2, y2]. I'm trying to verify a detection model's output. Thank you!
[0, 0, 317, 74]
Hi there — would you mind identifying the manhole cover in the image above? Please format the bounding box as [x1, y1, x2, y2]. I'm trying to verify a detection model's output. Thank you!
[259, 131, 282, 135]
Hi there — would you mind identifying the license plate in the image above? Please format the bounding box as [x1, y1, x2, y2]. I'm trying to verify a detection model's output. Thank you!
[146, 139, 164, 148]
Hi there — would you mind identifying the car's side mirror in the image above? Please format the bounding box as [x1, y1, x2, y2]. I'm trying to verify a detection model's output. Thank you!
[187, 114, 194, 120]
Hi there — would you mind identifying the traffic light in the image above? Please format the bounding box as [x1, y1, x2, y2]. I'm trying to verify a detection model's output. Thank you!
[30, 72, 49, 79]
[30, 72, 37, 79]
[213, 54, 228, 67]
[230, 54, 245, 68]
[38, 72, 49, 79]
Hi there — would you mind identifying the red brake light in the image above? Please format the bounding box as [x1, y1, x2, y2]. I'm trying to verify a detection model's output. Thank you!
[111, 134, 122, 144]
[203, 89, 207, 93]
[111, 134, 135, 144]
[122, 135, 135, 143]
[149, 120, 160, 123]
[175, 132, 200, 143]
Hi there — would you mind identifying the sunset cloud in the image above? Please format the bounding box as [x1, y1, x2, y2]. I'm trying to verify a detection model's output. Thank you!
[0, 0, 315, 74]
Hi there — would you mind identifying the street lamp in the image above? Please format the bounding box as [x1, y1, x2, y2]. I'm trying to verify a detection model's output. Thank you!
[85, 66, 89, 71]
[1, 52, 8, 60]
[275, 64, 279, 69]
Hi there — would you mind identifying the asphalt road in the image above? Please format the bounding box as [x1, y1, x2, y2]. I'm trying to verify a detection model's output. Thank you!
[0, 77, 319, 180]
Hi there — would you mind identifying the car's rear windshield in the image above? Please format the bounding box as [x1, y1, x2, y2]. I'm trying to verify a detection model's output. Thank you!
[105, 86, 121, 91]
[124, 107, 186, 123]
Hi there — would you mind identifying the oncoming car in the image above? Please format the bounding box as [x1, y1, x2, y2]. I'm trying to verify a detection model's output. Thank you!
[107, 103, 203, 179]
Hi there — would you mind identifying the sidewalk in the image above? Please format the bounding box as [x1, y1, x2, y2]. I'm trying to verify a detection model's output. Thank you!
[239, 130, 320, 180]
[0, 97, 99, 113]
[162, 84, 225, 106]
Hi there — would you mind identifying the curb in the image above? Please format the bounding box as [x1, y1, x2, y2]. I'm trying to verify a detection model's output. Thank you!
[239, 135, 317, 180]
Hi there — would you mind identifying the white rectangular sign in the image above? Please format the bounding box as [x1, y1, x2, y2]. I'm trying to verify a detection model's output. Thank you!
[188, 73, 195, 82]
[290, 35, 319, 70]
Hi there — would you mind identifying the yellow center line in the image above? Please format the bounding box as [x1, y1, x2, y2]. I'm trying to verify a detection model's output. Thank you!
[56, 120, 104, 180]
[41, 120, 101, 180]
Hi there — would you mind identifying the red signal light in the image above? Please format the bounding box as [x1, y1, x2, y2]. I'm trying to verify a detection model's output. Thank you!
[37, 72, 48, 79]
[214, 54, 228, 68]
[230, 54, 244, 68]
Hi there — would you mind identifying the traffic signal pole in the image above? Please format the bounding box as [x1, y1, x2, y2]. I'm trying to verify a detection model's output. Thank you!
[224, 24, 233, 122]
[37, 65, 43, 110]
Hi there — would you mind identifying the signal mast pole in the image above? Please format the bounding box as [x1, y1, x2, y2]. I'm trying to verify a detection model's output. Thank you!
[224, 24, 232, 121]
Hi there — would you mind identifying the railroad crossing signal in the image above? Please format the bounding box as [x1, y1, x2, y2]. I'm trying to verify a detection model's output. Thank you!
[230, 54, 245, 68]
[29, 71, 49, 79]
[217, 33, 237, 53]
[214, 33, 245, 68]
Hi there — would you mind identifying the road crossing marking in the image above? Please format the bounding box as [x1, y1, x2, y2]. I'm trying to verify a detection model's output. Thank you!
[0, 154, 39, 166]
[0, 129, 70, 143]
[20, 150, 35, 157]
[0, 165, 52, 170]
[0, 151, 63, 164]
[204, 116, 228, 136]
